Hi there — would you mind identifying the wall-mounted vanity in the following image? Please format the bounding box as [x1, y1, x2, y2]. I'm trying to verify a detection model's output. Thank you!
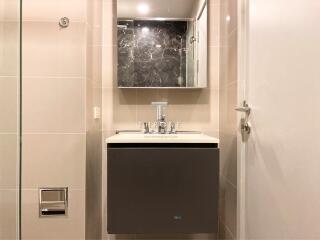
[117, 0, 208, 88]
[106, 132, 219, 234]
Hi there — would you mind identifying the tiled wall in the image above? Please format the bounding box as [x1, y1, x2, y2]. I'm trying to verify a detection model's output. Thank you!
[219, 0, 238, 239]
[21, 0, 87, 238]
[0, 0, 20, 238]
[101, 0, 221, 239]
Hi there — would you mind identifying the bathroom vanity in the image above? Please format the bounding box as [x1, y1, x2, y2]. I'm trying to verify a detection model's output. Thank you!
[106, 133, 219, 234]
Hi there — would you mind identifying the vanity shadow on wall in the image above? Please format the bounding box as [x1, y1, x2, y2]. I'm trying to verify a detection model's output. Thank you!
[117, 0, 208, 89]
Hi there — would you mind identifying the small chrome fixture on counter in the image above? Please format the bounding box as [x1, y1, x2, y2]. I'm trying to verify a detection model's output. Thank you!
[142, 121, 177, 134]
[39, 187, 68, 217]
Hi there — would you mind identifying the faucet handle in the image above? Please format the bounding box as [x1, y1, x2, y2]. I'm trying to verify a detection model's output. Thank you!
[169, 122, 176, 134]
[143, 122, 150, 134]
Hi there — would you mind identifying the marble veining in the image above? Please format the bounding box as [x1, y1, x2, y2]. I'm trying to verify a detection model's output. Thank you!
[118, 20, 188, 87]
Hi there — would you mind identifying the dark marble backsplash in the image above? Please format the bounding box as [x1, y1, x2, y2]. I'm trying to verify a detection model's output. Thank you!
[118, 20, 188, 87]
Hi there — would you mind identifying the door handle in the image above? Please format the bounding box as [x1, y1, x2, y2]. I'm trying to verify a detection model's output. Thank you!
[235, 106, 250, 114]
[235, 101, 251, 115]
[240, 119, 251, 135]
[236, 101, 251, 141]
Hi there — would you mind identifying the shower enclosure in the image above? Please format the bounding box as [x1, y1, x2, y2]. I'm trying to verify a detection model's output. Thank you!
[0, 0, 21, 238]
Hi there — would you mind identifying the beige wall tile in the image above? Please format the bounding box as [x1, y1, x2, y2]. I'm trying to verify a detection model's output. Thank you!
[22, 189, 85, 239]
[22, 134, 86, 189]
[208, 46, 220, 90]
[102, 45, 117, 89]
[0, 134, 18, 189]
[209, 0, 221, 6]
[102, 88, 138, 131]
[0, 77, 18, 133]
[0, 189, 18, 239]
[87, 26, 103, 47]
[165, 89, 219, 132]
[219, 84, 237, 186]
[89, 45, 103, 86]
[219, 131, 237, 186]
[23, 22, 86, 78]
[23, 77, 85, 133]
[102, 0, 116, 46]
[220, 0, 237, 44]
[219, 82, 237, 133]
[136, 89, 163, 123]
[0, 0, 20, 21]
[208, 1, 221, 47]
[0, 22, 19, 76]
[135, 89, 219, 132]
[220, 31, 237, 89]
[218, 0, 237, 235]
[87, 0, 104, 28]
[23, 0, 86, 22]
[219, 176, 237, 237]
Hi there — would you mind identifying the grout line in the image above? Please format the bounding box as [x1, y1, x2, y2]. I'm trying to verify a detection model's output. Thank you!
[22, 132, 86, 135]
[0, 188, 20, 191]
[20, 188, 85, 191]
[22, 20, 86, 24]
[22, 76, 85, 79]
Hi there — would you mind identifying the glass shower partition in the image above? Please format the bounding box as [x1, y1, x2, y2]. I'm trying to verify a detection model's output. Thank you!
[0, 0, 21, 239]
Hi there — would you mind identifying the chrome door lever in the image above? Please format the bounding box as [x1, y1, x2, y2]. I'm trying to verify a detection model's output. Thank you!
[235, 101, 251, 115]
[236, 101, 251, 141]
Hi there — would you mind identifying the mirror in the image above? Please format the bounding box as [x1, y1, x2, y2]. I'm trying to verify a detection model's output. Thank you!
[117, 0, 208, 88]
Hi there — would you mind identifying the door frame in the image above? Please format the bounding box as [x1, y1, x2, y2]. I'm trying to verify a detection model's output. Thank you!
[237, 0, 249, 239]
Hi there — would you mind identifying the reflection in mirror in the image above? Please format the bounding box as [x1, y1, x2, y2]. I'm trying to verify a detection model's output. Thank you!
[117, 0, 207, 88]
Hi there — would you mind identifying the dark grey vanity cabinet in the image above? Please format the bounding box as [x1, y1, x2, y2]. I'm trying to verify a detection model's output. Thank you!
[107, 143, 219, 234]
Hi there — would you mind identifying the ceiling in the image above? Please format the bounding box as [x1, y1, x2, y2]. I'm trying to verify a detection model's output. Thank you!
[117, 0, 199, 19]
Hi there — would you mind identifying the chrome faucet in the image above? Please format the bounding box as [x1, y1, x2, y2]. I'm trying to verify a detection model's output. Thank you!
[152, 102, 168, 134]
[157, 114, 167, 134]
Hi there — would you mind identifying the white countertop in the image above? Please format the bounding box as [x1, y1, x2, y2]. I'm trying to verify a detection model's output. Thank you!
[106, 133, 219, 144]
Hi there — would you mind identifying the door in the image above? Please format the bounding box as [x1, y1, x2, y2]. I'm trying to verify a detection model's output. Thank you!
[238, 0, 320, 238]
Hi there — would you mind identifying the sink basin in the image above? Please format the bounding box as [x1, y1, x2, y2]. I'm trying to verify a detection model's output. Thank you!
[106, 132, 219, 144]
